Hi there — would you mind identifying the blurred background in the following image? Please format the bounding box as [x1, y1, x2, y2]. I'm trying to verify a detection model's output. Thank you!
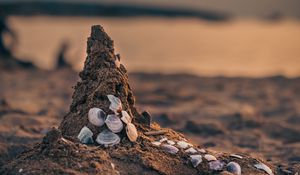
[1, 0, 300, 76]
[0, 0, 300, 174]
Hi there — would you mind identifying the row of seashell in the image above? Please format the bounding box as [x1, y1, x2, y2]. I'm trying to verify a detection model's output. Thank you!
[151, 137, 273, 175]
[151, 137, 243, 175]
[77, 95, 138, 147]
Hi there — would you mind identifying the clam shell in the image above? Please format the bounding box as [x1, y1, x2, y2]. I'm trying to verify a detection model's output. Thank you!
[126, 123, 138, 142]
[209, 160, 225, 171]
[190, 155, 202, 167]
[121, 110, 132, 124]
[161, 144, 179, 154]
[151, 141, 161, 146]
[107, 95, 122, 114]
[230, 154, 243, 159]
[204, 154, 217, 161]
[185, 147, 198, 154]
[167, 140, 175, 145]
[254, 163, 274, 175]
[96, 129, 120, 147]
[77, 126, 94, 144]
[177, 141, 189, 149]
[88, 108, 106, 127]
[226, 162, 241, 175]
[105, 114, 123, 133]
[159, 137, 168, 143]
[197, 148, 206, 153]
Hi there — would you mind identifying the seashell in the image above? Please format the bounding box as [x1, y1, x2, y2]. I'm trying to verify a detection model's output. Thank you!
[197, 148, 206, 153]
[230, 154, 243, 159]
[185, 147, 198, 154]
[96, 129, 120, 147]
[226, 162, 241, 175]
[209, 160, 225, 171]
[254, 163, 274, 175]
[159, 137, 168, 143]
[151, 141, 161, 146]
[167, 140, 175, 145]
[105, 114, 123, 133]
[88, 108, 106, 127]
[190, 155, 202, 167]
[126, 123, 138, 142]
[177, 141, 189, 149]
[204, 154, 217, 161]
[77, 126, 94, 144]
[121, 110, 132, 124]
[161, 144, 179, 154]
[107, 95, 122, 114]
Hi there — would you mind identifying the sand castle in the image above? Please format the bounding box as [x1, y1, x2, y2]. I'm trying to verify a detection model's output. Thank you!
[0, 25, 275, 175]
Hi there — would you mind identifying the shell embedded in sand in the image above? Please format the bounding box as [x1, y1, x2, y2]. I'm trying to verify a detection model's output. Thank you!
[209, 160, 225, 171]
[121, 110, 132, 124]
[161, 144, 179, 154]
[77, 126, 94, 144]
[197, 148, 206, 153]
[230, 154, 243, 159]
[88, 108, 106, 127]
[159, 137, 168, 143]
[167, 140, 175, 145]
[96, 129, 120, 147]
[254, 163, 274, 175]
[151, 141, 161, 146]
[185, 147, 198, 154]
[126, 123, 138, 142]
[226, 162, 242, 175]
[107, 95, 122, 114]
[105, 114, 123, 133]
[177, 141, 189, 149]
[204, 154, 217, 161]
[190, 155, 202, 167]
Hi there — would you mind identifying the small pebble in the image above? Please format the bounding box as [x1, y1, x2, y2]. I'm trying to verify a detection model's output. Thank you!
[254, 163, 274, 175]
[204, 154, 217, 161]
[209, 160, 225, 171]
[177, 141, 189, 149]
[185, 147, 198, 154]
[161, 144, 179, 154]
[190, 155, 202, 167]
[19, 169, 23, 173]
[230, 154, 243, 159]
[226, 162, 241, 175]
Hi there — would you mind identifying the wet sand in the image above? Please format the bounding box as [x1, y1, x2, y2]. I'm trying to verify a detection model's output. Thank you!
[0, 68, 299, 173]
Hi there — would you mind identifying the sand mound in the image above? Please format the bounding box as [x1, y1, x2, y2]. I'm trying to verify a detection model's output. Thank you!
[0, 25, 276, 175]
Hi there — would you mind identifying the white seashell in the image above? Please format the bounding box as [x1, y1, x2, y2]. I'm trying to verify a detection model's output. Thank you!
[190, 155, 202, 167]
[177, 141, 189, 149]
[204, 154, 217, 161]
[77, 126, 94, 144]
[226, 162, 242, 175]
[167, 140, 175, 145]
[126, 123, 138, 142]
[152, 141, 161, 146]
[88, 108, 106, 127]
[254, 163, 274, 175]
[107, 95, 122, 114]
[209, 160, 225, 171]
[105, 114, 123, 133]
[121, 110, 132, 124]
[161, 144, 179, 154]
[197, 148, 206, 153]
[159, 137, 168, 143]
[96, 129, 120, 147]
[230, 154, 243, 159]
[185, 147, 198, 154]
